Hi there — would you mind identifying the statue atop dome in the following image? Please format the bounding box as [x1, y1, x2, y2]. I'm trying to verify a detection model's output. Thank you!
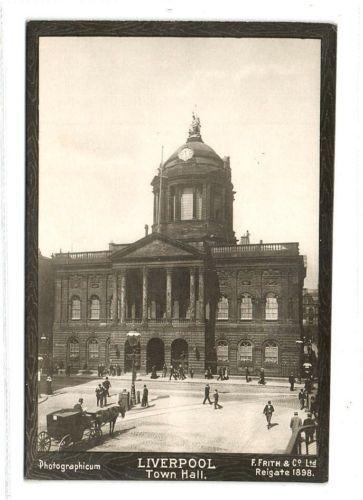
[188, 112, 202, 142]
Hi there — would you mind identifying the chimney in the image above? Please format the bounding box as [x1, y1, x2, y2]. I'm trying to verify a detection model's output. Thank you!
[145, 224, 149, 237]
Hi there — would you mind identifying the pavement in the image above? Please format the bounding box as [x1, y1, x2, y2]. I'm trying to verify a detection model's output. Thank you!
[38, 375, 312, 454]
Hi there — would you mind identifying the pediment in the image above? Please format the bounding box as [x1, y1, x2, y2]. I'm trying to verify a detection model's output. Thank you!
[111, 234, 203, 262]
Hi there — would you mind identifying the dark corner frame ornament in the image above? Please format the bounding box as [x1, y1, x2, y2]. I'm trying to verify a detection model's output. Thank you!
[25, 20, 336, 481]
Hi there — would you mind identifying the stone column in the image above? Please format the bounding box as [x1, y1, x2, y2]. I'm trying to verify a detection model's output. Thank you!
[189, 268, 196, 321]
[166, 268, 173, 321]
[198, 268, 205, 321]
[120, 270, 126, 324]
[142, 267, 148, 322]
[112, 273, 118, 323]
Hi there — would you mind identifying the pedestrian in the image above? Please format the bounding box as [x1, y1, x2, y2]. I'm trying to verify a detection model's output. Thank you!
[189, 367, 194, 379]
[103, 376, 111, 397]
[303, 413, 316, 445]
[66, 365, 71, 377]
[97, 364, 101, 377]
[245, 366, 251, 383]
[310, 396, 318, 418]
[116, 364, 121, 376]
[298, 389, 306, 409]
[225, 367, 229, 380]
[141, 384, 149, 407]
[169, 365, 174, 380]
[263, 400, 274, 429]
[204, 369, 209, 379]
[290, 411, 302, 432]
[217, 367, 223, 381]
[258, 367, 266, 385]
[203, 383, 212, 405]
[96, 384, 103, 407]
[46, 375, 53, 395]
[213, 389, 222, 409]
[162, 363, 167, 378]
[179, 364, 186, 380]
[288, 373, 295, 391]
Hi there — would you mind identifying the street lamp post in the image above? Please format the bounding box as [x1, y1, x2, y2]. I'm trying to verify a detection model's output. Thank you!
[127, 331, 141, 406]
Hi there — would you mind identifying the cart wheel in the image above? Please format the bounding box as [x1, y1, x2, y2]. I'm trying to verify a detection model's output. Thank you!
[83, 427, 95, 442]
[58, 434, 73, 451]
[37, 431, 51, 452]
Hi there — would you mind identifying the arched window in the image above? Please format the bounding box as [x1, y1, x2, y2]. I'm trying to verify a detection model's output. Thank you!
[217, 296, 229, 320]
[68, 338, 79, 359]
[238, 340, 253, 362]
[71, 296, 81, 320]
[265, 293, 278, 320]
[216, 340, 229, 362]
[89, 295, 100, 320]
[180, 187, 194, 220]
[264, 341, 279, 364]
[240, 294, 253, 320]
[88, 338, 99, 359]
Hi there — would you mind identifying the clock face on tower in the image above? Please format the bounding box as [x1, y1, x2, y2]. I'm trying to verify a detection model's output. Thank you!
[178, 147, 194, 162]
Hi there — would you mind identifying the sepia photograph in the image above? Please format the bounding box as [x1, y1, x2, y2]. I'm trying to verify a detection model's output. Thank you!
[25, 21, 336, 481]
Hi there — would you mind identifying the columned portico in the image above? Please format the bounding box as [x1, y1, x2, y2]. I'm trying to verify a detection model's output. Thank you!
[198, 267, 205, 321]
[120, 270, 126, 323]
[112, 273, 118, 323]
[166, 268, 173, 321]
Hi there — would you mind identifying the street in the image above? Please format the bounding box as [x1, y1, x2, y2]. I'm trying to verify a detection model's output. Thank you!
[39, 375, 307, 454]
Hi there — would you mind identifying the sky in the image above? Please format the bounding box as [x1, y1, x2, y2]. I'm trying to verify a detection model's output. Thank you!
[39, 37, 320, 288]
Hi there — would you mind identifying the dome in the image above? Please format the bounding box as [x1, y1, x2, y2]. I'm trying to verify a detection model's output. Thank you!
[163, 113, 224, 173]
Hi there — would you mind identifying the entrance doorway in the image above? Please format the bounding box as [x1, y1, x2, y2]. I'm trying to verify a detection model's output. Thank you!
[171, 338, 188, 369]
[146, 338, 165, 372]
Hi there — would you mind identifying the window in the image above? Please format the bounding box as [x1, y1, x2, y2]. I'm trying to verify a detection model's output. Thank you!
[180, 187, 194, 220]
[68, 338, 79, 359]
[217, 296, 229, 320]
[238, 341, 253, 362]
[196, 187, 203, 220]
[240, 295, 253, 320]
[71, 296, 81, 320]
[88, 339, 99, 359]
[90, 295, 100, 320]
[264, 341, 278, 364]
[265, 294, 278, 320]
[216, 340, 229, 362]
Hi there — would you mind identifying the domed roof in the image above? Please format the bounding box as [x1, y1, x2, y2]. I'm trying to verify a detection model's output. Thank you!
[163, 113, 224, 172]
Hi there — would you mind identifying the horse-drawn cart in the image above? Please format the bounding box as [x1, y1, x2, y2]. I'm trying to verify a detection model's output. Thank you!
[38, 404, 124, 452]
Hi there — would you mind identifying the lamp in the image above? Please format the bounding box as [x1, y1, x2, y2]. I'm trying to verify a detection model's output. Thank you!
[127, 331, 141, 405]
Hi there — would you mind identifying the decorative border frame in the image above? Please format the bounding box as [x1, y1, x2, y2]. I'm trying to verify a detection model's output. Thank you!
[25, 21, 336, 481]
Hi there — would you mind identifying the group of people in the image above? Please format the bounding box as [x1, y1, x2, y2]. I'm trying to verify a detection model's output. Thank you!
[95, 377, 111, 407]
[97, 364, 122, 377]
[216, 367, 229, 381]
[167, 364, 192, 380]
[202, 384, 222, 409]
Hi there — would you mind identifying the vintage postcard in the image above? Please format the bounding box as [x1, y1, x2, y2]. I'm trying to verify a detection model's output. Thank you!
[25, 21, 336, 481]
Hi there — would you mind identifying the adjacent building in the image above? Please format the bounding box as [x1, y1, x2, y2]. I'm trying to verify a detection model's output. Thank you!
[50, 115, 306, 376]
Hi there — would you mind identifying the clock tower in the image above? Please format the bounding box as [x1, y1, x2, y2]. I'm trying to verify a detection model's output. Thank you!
[151, 114, 236, 244]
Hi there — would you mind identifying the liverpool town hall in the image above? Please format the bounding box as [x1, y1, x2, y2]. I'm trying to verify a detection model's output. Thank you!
[50, 115, 306, 377]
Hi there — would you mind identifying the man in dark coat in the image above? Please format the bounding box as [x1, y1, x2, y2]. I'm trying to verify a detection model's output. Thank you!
[303, 413, 316, 445]
[298, 389, 306, 409]
[203, 384, 212, 405]
[213, 389, 222, 409]
[103, 377, 111, 397]
[245, 367, 251, 383]
[263, 400, 275, 429]
[73, 398, 85, 414]
[141, 384, 149, 407]
[95, 384, 103, 407]
[288, 373, 295, 391]
[258, 367, 266, 385]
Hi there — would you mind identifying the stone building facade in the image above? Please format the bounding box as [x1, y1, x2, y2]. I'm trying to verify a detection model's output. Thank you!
[50, 115, 306, 376]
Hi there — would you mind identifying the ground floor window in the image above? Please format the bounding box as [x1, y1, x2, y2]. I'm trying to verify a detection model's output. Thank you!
[264, 341, 279, 364]
[238, 340, 253, 362]
[216, 340, 229, 363]
[88, 338, 99, 359]
[68, 338, 79, 359]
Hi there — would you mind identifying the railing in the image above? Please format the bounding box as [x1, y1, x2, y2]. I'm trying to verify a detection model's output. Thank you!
[53, 250, 111, 263]
[285, 424, 317, 455]
[211, 242, 299, 257]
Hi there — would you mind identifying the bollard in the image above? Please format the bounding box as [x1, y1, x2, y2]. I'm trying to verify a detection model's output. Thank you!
[136, 390, 140, 404]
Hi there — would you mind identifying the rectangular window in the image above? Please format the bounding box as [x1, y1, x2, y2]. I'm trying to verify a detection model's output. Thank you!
[89, 342, 99, 359]
[239, 344, 252, 362]
[69, 343, 79, 359]
[265, 346, 278, 364]
[71, 300, 81, 320]
[196, 187, 203, 220]
[181, 187, 194, 220]
[240, 297, 252, 320]
[217, 298, 229, 320]
[265, 297, 278, 320]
